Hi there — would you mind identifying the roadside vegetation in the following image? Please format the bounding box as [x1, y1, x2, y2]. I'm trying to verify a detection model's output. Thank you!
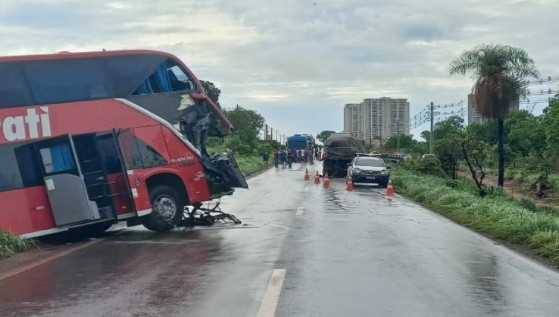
[201, 81, 282, 177]
[207, 137, 276, 176]
[391, 163, 559, 265]
[380, 44, 559, 202]
[382, 44, 559, 265]
[0, 231, 35, 258]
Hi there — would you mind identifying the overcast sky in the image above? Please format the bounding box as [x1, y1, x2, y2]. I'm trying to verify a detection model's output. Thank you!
[1, 0, 558, 138]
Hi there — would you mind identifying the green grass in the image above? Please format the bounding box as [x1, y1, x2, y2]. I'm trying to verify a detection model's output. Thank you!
[236, 155, 268, 176]
[207, 141, 269, 177]
[0, 231, 35, 258]
[392, 167, 559, 265]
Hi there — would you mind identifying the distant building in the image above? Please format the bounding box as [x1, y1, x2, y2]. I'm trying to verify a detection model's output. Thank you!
[467, 94, 486, 125]
[467, 93, 519, 125]
[343, 103, 360, 138]
[343, 97, 410, 146]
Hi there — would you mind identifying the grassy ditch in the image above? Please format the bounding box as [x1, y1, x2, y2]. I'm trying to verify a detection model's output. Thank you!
[391, 167, 559, 265]
[236, 155, 268, 176]
[0, 231, 35, 258]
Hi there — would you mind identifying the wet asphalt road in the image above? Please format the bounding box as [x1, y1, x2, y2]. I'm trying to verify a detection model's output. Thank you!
[2, 163, 559, 316]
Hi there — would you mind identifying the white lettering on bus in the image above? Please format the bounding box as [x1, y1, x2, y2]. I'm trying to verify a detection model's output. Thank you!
[25, 108, 40, 138]
[0, 107, 52, 142]
[40, 107, 51, 137]
[3, 116, 25, 141]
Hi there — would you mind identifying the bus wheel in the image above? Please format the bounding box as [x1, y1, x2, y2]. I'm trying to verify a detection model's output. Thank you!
[143, 185, 184, 232]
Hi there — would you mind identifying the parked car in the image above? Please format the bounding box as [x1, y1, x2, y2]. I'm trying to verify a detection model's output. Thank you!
[347, 155, 391, 187]
[380, 153, 404, 164]
[421, 154, 438, 160]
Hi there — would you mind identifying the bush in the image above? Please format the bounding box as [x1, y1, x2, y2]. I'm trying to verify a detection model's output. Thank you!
[485, 186, 509, 198]
[518, 197, 537, 211]
[505, 170, 515, 180]
[548, 176, 559, 190]
[224, 135, 253, 156]
[401, 159, 446, 178]
[445, 179, 460, 188]
[0, 231, 35, 257]
[514, 171, 527, 183]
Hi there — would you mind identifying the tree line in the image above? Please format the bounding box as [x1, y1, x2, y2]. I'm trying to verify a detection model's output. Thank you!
[201, 80, 281, 156]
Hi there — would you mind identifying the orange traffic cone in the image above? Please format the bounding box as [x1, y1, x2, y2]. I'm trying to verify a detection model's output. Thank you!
[323, 173, 330, 188]
[314, 171, 321, 184]
[304, 168, 310, 181]
[346, 176, 354, 191]
[385, 179, 394, 196]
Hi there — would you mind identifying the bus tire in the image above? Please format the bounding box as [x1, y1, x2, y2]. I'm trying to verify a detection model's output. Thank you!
[142, 185, 185, 232]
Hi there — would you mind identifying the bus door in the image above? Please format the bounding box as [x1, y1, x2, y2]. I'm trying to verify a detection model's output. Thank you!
[71, 133, 126, 221]
[34, 134, 118, 227]
[95, 131, 136, 219]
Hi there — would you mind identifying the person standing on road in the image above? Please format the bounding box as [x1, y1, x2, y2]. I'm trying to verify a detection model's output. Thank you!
[262, 152, 270, 167]
[273, 150, 279, 169]
[279, 149, 287, 169]
[288, 149, 295, 168]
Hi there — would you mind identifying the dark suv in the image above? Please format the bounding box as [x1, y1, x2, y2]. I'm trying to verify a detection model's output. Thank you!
[347, 155, 391, 187]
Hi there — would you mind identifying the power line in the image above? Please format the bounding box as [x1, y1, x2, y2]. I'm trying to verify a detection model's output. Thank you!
[410, 100, 466, 130]
[528, 75, 559, 85]
[407, 75, 558, 130]
[526, 88, 559, 96]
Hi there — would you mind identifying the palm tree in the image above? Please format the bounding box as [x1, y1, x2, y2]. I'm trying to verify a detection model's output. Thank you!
[450, 44, 538, 187]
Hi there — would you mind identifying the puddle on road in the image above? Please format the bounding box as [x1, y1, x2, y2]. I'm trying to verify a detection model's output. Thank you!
[314, 185, 407, 216]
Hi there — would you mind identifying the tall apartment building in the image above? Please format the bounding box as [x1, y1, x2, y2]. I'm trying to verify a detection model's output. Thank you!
[343, 103, 360, 137]
[467, 94, 485, 125]
[467, 93, 519, 125]
[343, 97, 410, 146]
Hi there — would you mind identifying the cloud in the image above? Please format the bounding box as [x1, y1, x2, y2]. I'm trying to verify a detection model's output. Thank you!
[0, 0, 558, 137]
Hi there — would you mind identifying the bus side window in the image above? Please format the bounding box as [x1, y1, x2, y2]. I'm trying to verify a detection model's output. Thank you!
[132, 60, 194, 95]
[167, 65, 192, 91]
[39, 145, 76, 174]
[0, 143, 43, 192]
[118, 130, 167, 169]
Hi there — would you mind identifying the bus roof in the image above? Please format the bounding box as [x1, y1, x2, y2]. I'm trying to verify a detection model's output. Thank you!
[0, 49, 179, 63]
[0, 49, 233, 129]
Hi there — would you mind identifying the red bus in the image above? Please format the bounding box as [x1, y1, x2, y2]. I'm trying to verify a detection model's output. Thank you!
[0, 50, 248, 238]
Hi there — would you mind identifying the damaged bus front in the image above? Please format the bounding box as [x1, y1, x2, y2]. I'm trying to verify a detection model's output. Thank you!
[124, 53, 249, 196]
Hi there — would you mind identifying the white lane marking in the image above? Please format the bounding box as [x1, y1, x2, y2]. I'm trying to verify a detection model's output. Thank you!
[256, 269, 286, 317]
[295, 207, 304, 216]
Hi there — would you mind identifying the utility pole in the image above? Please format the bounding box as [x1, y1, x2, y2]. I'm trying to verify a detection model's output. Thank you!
[265, 124, 269, 141]
[430, 102, 434, 154]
